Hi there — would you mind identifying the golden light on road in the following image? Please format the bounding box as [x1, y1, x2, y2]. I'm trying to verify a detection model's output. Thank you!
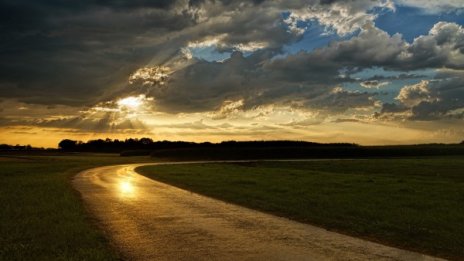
[119, 179, 136, 198]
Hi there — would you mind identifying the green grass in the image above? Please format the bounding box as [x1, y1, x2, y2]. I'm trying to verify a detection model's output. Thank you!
[137, 157, 464, 259]
[0, 154, 152, 261]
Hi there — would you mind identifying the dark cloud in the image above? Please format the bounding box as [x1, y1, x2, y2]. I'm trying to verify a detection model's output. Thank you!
[364, 73, 427, 81]
[148, 50, 277, 112]
[410, 76, 464, 120]
[144, 49, 371, 113]
[360, 80, 389, 89]
[380, 103, 408, 114]
[0, 0, 304, 106]
[0, 0, 199, 106]
[319, 0, 338, 4]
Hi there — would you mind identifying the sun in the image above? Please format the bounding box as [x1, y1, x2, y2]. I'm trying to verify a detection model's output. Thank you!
[117, 96, 143, 110]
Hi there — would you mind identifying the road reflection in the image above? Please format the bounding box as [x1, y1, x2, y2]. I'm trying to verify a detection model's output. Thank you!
[118, 176, 137, 199]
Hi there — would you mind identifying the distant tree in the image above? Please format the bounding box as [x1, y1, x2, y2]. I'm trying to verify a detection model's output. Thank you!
[140, 138, 153, 145]
[0, 144, 11, 150]
[58, 139, 78, 151]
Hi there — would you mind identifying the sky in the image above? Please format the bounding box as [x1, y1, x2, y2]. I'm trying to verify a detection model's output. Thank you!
[0, 0, 463, 147]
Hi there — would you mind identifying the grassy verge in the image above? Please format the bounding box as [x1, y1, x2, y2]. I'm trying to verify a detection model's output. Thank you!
[0, 154, 152, 260]
[137, 157, 464, 259]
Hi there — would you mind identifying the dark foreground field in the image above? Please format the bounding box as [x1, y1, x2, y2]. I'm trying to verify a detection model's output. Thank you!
[2, 153, 463, 260]
[0, 154, 151, 260]
[137, 157, 464, 259]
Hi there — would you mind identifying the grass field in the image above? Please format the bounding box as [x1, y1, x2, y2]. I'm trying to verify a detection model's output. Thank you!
[137, 157, 464, 259]
[0, 154, 152, 261]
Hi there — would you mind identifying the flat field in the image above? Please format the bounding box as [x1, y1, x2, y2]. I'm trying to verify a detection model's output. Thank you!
[137, 157, 464, 259]
[0, 154, 151, 261]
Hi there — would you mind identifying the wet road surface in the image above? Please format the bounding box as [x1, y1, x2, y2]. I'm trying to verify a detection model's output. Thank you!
[73, 164, 444, 261]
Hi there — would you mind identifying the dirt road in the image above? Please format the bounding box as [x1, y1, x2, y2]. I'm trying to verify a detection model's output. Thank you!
[73, 164, 444, 261]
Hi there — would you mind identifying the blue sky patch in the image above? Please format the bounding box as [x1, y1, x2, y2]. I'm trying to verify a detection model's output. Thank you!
[188, 46, 231, 62]
[375, 5, 464, 42]
[343, 67, 437, 102]
[283, 20, 357, 54]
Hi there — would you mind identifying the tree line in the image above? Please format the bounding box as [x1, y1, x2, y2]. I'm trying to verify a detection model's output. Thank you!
[57, 138, 357, 153]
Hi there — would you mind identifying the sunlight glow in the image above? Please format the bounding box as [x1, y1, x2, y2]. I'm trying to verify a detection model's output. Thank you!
[119, 180, 135, 195]
[117, 96, 143, 110]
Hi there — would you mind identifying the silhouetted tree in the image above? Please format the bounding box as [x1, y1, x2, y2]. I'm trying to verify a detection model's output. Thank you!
[58, 139, 77, 151]
[140, 138, 153, 145]
[53, 138, 464, 158]
[56, 138, 360, 153]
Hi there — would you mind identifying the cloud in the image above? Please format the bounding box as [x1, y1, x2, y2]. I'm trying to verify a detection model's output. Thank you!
[380, 102, 409, 114]
[0, 0, 198, 106]
[395, 80, 436, 107]
[129, 66, 171, 87]
[0, 0, 463, 137]
[360, 80, 390, 89]
[264, 21, 464, 77]
[119, 21, 462, 117]
[0, 94, 158, 133]
[403, 22, 464, 70]
[396, 0, 464, 13]
[141, 48, 379, 114]
[263, 22, 406, 79]
[380, 70, 464, 120]
[409, 71, 464, 120]
[363, 72, 427, 81]
[304, 87, 377, 112]
[284, 0, 395, 36]
[209, 99, 245, 120]
[0, 0, 298, 106]
[2, 0, 460, 110]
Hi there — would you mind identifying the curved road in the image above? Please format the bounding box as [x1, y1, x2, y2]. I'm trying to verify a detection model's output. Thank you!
[73, 164, 444, 261]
